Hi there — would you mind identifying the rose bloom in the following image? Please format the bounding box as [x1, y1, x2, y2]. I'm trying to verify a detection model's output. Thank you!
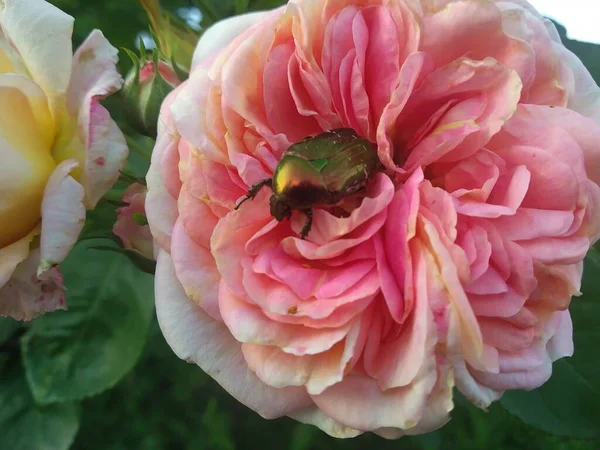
[0, 0, 127, 320]
[147, 0, 600, 438]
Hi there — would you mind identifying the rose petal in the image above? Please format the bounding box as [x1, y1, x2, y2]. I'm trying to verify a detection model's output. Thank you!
[0, 249, 65, 321]
[191, 11, 274, 71]
[67, 30, 127, 208]
[38, 159, 85, 275]
[155, 251, 312, 418]
[0, 228, 38, 287]
[289, 406, 362, 438]
[0, 0, 73, 111]
[146, 130, 179, 252]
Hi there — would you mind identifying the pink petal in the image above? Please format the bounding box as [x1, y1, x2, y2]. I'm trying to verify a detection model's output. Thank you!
[492, 208, 576, 241]
[0, 249, 66, 321]
[402, 57, 522, 170]
[191, 11, 273, 71]
[171, 219, 221, 321]
[68, 30, 127, 208]
[479, 317, 535, 351]
[472, 359, 552, 391]
[515, 105, 600, 186]
[282, 173, 394, 257]
[146, 132, 179, 252]
[449, 314, 503, 409]
[378, 169, 423, 322]
[219, 280, 352, 356]
[453, 360, 502, 409]
[243, 313, 367, 395]
[376, 51, 431, 171]
[519, 236, 589, 265]
[468, 289, 527, 318]
[177, 185, 220, 249]
[243, 256, 379, 320]
[211, 189, 274, 297]
[497, 343, 547, 373]
[113, 184, 155, 259]
[420, 215, 487, 371]
[371, 243, 437, 390]
[263, 42, 320, 142]
[311, 372, 437, 432]
[421, 0, 533, 86]
[170, 69, 230, 165]
[155, 251, 311, 418]
[546, 310, 574, 361]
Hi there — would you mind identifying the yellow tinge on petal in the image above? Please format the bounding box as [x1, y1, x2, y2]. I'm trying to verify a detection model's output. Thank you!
[0, 42, 13, 73]
[0, 78, 56, 248]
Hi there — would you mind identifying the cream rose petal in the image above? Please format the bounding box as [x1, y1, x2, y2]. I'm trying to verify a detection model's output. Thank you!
[155, 251, 312, 418]
[0, 248, 65, 321]
[146, 128, 179, 252]
[0, 0, 73, 109]
[0, 228, 37, 288]
[66, 29, 127, 208]
[37, 159, 85, 276]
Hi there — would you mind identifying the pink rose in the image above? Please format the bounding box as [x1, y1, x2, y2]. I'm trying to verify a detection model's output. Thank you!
[0, 0, 127, 320]
[146, 0, 600, 438]
[113, 183, 157, 260]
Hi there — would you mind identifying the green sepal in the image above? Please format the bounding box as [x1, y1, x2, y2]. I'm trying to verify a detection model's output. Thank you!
[132, 212, 149, 226]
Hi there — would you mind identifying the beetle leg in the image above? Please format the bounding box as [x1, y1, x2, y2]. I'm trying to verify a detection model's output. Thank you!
[234, 178, 273, 210]
[300, 209, 313, 239]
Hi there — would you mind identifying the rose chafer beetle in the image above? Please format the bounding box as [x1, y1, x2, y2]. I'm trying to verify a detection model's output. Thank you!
[235, 128, 383, 239]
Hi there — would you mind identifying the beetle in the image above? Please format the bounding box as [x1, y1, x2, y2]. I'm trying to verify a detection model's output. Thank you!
[234, 128, 383, 239]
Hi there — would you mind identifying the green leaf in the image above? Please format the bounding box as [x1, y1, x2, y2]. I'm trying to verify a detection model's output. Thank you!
[501, 360, 600, 438]
[0, 358, 80, 450]
[200, 397, 236, 450]
[21, 242, 155, 404]
[90, 245, 156, 275]
[235, 0, 250, 15]
[0, 316, 21, 344]
[80, 197, 119, 239]
[501, 249, 600, 438]
[569, 248, 600, 392]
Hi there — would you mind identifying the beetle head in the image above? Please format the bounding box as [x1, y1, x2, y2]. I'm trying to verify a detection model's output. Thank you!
[270, 195, 292, 222]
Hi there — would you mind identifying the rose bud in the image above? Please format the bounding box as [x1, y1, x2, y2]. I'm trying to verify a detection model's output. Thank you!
[113, 183, 157, 261]
[122, 49, 181, 138]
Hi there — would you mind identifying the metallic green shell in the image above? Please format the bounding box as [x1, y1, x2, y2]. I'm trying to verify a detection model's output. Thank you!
[272, 129, 380, 207]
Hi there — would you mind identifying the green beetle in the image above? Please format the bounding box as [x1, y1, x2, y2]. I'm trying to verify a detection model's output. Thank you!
[234, 128, 383, 239]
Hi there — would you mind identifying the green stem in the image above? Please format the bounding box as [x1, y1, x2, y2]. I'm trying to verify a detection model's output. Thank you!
[103, 190, 126, 205]
[119, 170, 147, 186]
[126, 136, 153, 160]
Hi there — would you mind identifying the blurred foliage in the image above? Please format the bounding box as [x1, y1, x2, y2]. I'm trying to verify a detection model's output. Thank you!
[21, 242, 155, 404]
[0, 356, 80, 450]
[69, 319, 599, 450]
[0, 1, 593, 449]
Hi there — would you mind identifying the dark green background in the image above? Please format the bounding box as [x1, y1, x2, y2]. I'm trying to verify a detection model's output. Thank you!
[26, 1, 600, 449]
